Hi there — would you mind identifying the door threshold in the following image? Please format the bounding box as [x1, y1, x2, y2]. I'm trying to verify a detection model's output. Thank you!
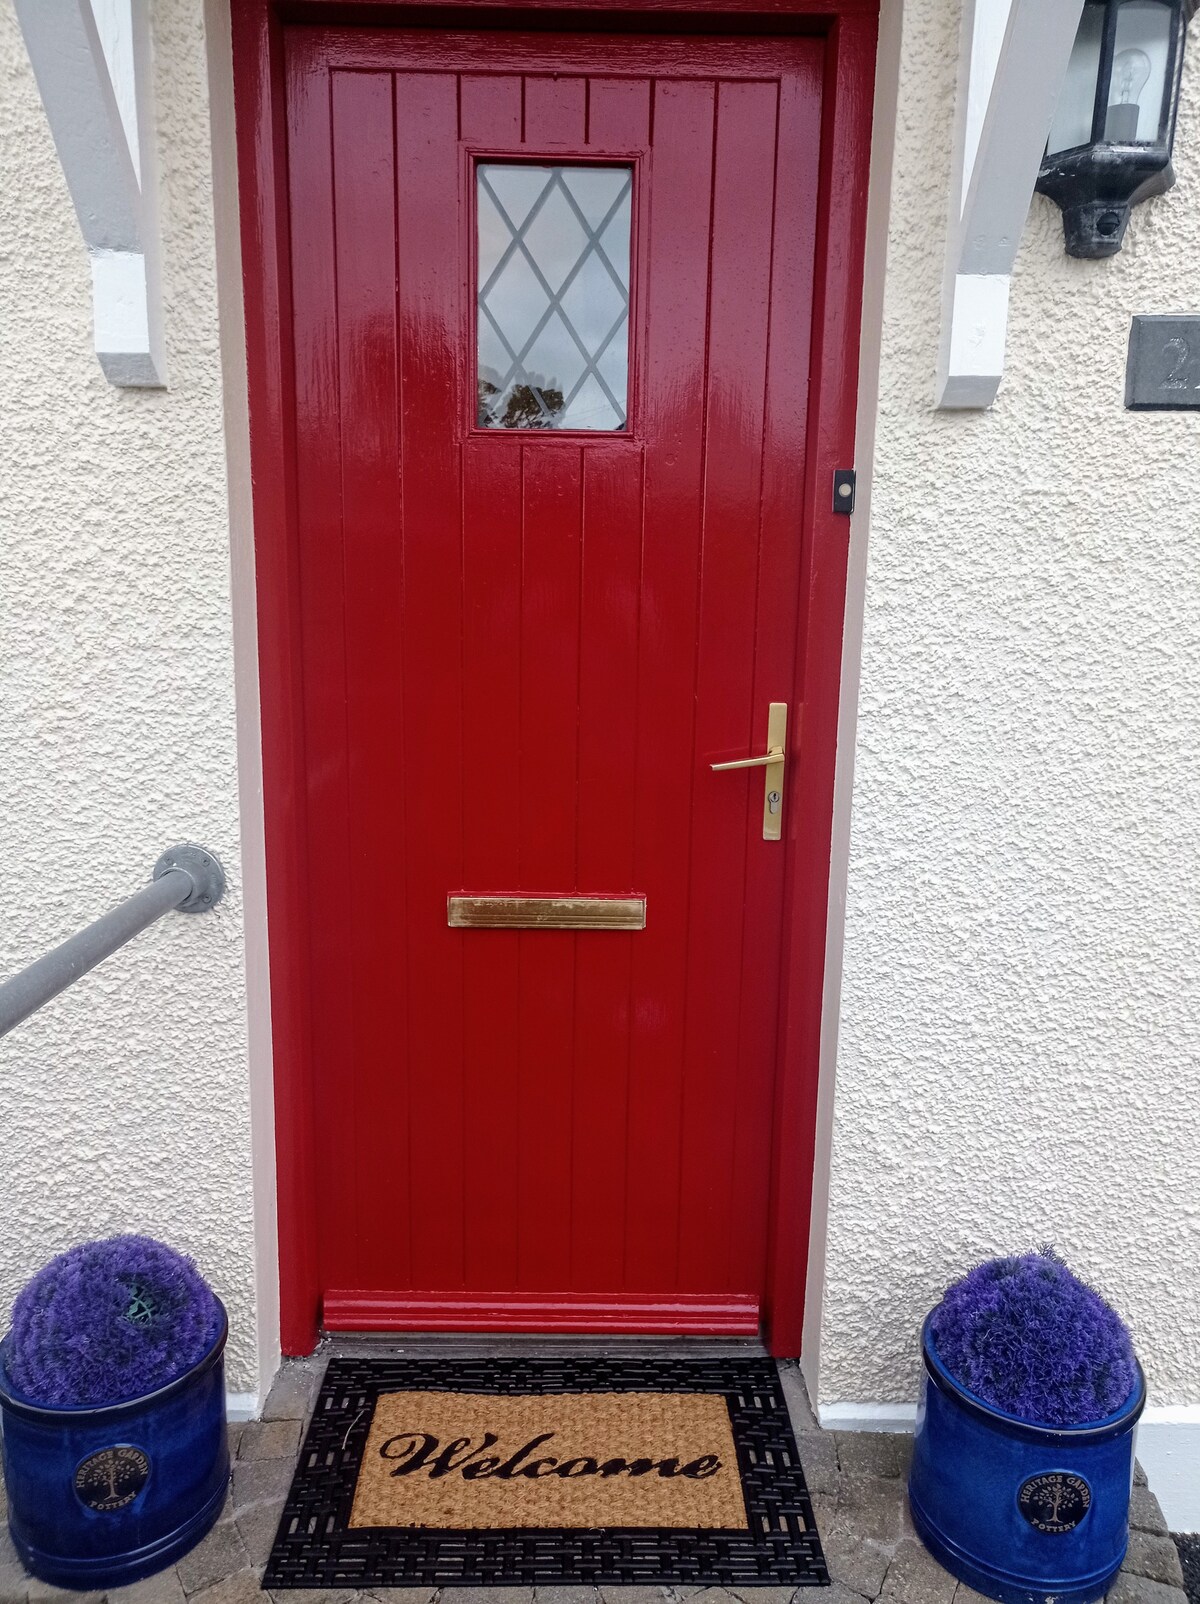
[323, 1329, 769, 1359]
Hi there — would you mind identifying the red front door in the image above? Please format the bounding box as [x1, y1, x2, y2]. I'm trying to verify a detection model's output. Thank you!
[284, 25, 826, 1339]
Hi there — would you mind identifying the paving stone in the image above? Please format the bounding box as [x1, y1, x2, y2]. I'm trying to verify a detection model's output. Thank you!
[225, 1423, 246, 1459]
[238, 1419, 303, 1463]
[107, 1567, 189, 1603]
[952, 1585, 998, 1604]
[822, 1533, 890, 1599]
[1106, 1573, 1187, 1604]
[23, 1582, 107, 1604]
[599, 1590, 674, 1604]
[443, 1591, 537, 1604]
[826, 1586, 879, 1604]
[836, 1433, 913, 1481]
[265, 1589, 357, 1603]
[189, 1571, 269, 1604]
[778, 1364, 819, 1434]
[1129, 1486, 1169, 1537]
[176, 1519, 251, 1596]
[880, 1537, 958, 1604]
[235, 1499, 287, 1569]
[1123, 1533, 1185, 1588]
[534, 1591, 598, 1604]
[795, 1431, 839, 1496]
[363, 1592, 443, 1603]
[0, 1564, 28, 1604]
[807, 1492, 837, 1535]
[726, 1589, 796, 1604]
[263, 1361, 324, 1424]
[232, 1456, 295, 1512]
[831, 1475, 907, 1545]
[0, 1524, 22, 1574]
[1133, 1461, 1149, 1488]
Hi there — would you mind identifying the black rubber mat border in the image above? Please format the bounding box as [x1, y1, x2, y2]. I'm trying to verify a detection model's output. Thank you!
[264, 1353, 828, 1590]
[1176, 1533, 1200, 1604]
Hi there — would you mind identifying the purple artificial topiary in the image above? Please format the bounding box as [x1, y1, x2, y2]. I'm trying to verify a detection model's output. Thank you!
[6, 1235, 222, 1408]
[929, 1249, 1137, 1428]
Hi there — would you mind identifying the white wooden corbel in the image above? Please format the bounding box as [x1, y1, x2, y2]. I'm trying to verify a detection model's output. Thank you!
[936, 0, 1085, 409]
[15, 0, 166, 388]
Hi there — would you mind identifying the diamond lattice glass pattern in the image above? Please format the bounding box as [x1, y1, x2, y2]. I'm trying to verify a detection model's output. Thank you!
[477, 164, 632, 431]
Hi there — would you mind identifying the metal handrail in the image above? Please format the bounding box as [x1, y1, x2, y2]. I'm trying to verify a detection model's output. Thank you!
[0, 845, 226, 1041]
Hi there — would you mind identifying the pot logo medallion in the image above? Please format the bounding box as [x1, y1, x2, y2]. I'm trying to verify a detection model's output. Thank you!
[1017, 1472, 1092, 1534]
[74, 1446, 151, 1512]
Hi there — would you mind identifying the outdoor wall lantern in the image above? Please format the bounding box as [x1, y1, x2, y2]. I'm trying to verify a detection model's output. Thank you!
[1037, 0, 1193, 258]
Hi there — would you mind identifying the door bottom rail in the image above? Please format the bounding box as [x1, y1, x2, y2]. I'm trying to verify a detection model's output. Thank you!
[323, 1290, 760, 1336]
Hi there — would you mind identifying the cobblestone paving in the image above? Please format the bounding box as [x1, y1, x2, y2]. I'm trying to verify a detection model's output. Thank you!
[0, 1357, 1186, 1604]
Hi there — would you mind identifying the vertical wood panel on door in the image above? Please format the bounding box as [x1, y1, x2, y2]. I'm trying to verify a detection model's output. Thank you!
[280, 26, 829, 1340]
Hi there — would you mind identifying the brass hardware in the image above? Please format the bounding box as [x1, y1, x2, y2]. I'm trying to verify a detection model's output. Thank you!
[711, 702, 788, 841]
[448, 896, 646, 930]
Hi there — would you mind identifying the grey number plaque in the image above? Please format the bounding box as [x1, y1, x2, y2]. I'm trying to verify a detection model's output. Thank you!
[1126, 316, 1200, 410]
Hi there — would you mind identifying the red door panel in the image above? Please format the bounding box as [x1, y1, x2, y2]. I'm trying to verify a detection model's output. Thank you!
[284, 27, 824, 1334]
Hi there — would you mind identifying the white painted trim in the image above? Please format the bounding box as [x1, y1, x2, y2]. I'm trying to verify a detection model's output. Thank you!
[226, 1392, 260, 1423]
[816, 1402, 1200, 1532]
[939, 273, 1013, 409]
[801, 0, 904, 1399]
[935, 0, 1084, 409]
[1137, 1407, 1200, 1533]
[89, 249, 158, 386]
[961, 0, 1014, 208]
[91, 0, 141, 181]
[204, 0, 283, 1409]
[819, 1401, 919, 1432]
[14, 0, 166, 388]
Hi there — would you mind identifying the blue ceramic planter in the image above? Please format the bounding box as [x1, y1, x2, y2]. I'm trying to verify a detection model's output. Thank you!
[908, 1316, 1145, 1604]
[0, 1301, 230, 1590]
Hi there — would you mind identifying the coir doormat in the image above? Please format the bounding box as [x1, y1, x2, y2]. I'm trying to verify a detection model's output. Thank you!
[264, 1354, 828, 1590]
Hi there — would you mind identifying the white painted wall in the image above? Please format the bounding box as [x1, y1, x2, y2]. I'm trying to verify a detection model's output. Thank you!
[811, 0, 1200, 1525]
[0, 1, 266, 1399]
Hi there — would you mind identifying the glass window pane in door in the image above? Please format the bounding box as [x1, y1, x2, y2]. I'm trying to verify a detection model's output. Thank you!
[477, 164, 632, 430]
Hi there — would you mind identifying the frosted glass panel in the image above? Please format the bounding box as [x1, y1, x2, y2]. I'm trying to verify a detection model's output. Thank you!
[1048, 6, 1105, 155]
[1108, 1, 1172, 142]
[477, 164, 632, 431]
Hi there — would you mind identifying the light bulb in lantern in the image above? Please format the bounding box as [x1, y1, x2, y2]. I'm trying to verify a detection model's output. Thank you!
[1107, 47, 1152, 141]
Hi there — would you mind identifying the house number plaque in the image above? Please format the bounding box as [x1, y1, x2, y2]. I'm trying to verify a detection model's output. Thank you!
[1126, 316, 1200, 409]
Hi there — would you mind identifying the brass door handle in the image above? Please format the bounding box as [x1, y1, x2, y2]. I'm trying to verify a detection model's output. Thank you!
[711, 702, 787, 842]
[710, 753, 780, 771]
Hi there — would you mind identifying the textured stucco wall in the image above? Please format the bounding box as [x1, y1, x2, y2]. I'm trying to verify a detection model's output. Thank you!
[3, 0, 1196, 1417]
[820, 0, 1200, 1407]
[0, 3, 259, 1394]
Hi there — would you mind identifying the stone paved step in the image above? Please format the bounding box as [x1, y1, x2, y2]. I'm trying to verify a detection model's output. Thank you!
[0, 1357, 1184, 1604]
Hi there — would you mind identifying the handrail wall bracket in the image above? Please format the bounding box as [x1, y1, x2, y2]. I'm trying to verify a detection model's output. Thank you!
[154, 844, 227, 913]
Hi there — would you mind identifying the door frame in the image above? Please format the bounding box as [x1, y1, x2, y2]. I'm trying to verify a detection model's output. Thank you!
[230, 0, 878, 1359]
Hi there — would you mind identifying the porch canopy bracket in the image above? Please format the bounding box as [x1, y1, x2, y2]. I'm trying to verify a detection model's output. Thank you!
[936, 0, 1085, 410]
[14, 0, 166, 388]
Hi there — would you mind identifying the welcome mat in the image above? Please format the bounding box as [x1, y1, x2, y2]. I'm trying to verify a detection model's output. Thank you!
[264, 1354, 828, 1591]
